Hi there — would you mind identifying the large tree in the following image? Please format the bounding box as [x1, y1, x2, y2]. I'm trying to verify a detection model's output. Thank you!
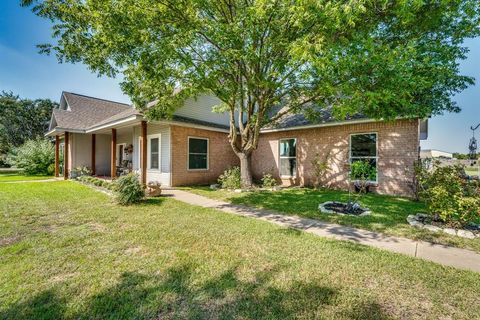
[23, 0, 480, 186]
[0, 91, 58, 165]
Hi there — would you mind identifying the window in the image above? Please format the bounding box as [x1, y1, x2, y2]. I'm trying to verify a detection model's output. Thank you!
[279, 138, 296, 177]
[350, 133, 378, 181]
[188, 137, 208, 170]
[148, 135, 161, 170]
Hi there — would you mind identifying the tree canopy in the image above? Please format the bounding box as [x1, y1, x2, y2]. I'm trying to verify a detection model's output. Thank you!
[22, 0, 480, 185]
[0, 91, 58, 165]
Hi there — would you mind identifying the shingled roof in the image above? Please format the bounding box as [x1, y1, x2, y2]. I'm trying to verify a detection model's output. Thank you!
[48, 92, 134, 131]
[262, 105, 368, 131]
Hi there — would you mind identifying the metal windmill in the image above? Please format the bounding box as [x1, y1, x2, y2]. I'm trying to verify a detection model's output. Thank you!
[469, 123, 479, 160]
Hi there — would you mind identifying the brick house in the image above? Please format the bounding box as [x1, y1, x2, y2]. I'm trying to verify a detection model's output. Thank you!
[46, 92, 428, 196]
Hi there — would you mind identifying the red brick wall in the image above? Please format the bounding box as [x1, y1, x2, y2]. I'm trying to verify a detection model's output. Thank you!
[170, 125, 239, 186]
[251, 119, 420, 197]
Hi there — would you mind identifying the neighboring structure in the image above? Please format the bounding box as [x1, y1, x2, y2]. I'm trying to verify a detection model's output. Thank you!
[420, 149, 453, 159]
[46, 92, 428, 196]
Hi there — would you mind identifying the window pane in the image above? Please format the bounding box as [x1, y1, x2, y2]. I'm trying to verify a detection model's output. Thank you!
[280, 139, 296, 157]
[280, 158, 296, 176]
[189, 154, 207, 169]
[351, 158, 377, 181]
[351, 134, 376, 157]
[150, 138, 159, 169]
[189, 138, 208, 154]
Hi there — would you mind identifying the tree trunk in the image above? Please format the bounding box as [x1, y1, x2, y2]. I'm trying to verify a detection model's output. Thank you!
[238, 152, 253, 188]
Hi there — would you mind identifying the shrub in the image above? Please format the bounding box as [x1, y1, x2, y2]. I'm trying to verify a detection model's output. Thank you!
[350, 160, 376, 193]
[261, 173, 277, 188]
[218, 166, 241, 189]
[311, 151, 331, 188]
[6, 139, 54, 175]
[47, 163, 55, 176]
[417, 162, 480, 227]
[115, 173, 145, 205]
[70, 166, 91, 179]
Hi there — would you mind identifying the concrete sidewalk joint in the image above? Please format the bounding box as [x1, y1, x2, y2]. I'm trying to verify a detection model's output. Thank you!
[163, 189, 480, 273]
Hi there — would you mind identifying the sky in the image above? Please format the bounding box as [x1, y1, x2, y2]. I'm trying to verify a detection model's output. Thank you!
[0, 1, 479, 153]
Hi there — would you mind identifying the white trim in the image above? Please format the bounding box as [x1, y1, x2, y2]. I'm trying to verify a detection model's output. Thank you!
[45, 128, 85, 137]
[261, 118, 378, 133]
[278, 138, 297, 178]
[147, 134, 161, 171]
[161, 120, 229, 133]
[116, 143, 127, 166]
[86, 115, 143, 133]
[187, 136, 209, 171]
[349, 132, 379, 184]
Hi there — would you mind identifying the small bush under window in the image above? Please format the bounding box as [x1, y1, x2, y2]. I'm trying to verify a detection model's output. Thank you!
[218, 166, 241, 189]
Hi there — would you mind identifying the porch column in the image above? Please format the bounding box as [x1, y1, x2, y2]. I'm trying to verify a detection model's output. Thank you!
[111, 128, 117, 179]
[54, 135, 60, 177]
[64, 132, 69, 180]
[141, 121, 147, 185]
[91, 134, 96, 176]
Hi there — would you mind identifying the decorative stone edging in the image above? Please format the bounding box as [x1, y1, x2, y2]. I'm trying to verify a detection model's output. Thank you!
[407, 213, 480, 239]
[318, 201, 371, 216]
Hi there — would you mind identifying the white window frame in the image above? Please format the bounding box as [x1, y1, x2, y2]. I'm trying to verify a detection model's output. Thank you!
[116, 143, 126, 166]
[187, 136, 209, 171]
[147, 134, 161, 171]
[279, 138, 297, 178]
[349, 132, 378, 183]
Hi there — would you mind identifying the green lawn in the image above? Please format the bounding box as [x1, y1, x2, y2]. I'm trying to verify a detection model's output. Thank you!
[183, 187, 480, 253]
[1, 181, 480, 319]
[0, 173, 53, 182]
[465, 165, 480, 176]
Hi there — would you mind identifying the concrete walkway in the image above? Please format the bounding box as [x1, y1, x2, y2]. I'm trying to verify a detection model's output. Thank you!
[163, 189, 480, 273]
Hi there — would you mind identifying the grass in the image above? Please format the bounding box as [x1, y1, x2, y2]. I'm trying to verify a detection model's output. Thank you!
[0, 173, 53, 182]
[0, 181, 480, 319]
[183, 186, 480, 253]
[465, 165, 480, 176]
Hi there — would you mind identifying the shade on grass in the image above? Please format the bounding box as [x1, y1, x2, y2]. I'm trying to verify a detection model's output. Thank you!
[185, 187, 480, 253]
[1, 181, 479, 319]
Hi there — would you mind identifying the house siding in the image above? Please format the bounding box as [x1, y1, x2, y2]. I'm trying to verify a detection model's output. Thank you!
[170, 125, 239, 186]
[174, 95, 231, 126]
[132, 122, 171, 186]
[251, 119, 420, 197]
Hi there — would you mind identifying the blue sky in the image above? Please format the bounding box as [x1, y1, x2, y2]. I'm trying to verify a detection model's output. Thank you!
[1, 2, 479, 153]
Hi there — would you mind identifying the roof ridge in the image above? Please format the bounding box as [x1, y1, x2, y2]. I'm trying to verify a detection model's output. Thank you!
[62, 91, 132, 107]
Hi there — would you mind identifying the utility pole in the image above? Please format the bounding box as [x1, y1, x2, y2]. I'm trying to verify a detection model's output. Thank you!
[469, 123, 480, 177]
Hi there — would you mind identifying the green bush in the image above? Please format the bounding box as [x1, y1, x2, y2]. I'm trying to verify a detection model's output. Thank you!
[70, 166, 91, 179]
[47, 163, 55, 176]
[417, 162, 480, 227]
[218, 166, 241, 189]
[114, 173, 145, 205]
[350, 160, 376, 194]
[6, 139, 54, 175]
[261, 173, 277, 188]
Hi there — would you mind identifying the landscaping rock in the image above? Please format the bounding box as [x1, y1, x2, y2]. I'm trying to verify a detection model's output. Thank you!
[409, 220, 424, 228]
[443, 228, 457, 236]
[407, 213, 479, 239]
[457, 230, 476, 239]
[210, 184, 219, 190]
[423, 225, 442, 233]
[234, 189, 243, 193]
[318, 201, 370, 216]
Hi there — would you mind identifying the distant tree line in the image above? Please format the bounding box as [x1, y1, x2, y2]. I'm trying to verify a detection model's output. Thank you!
[0, 91, 58, 167]
[453, 153, 479, 160]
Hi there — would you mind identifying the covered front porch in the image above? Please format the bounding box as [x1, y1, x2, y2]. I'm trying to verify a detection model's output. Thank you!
[50, 120, 171, 186]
